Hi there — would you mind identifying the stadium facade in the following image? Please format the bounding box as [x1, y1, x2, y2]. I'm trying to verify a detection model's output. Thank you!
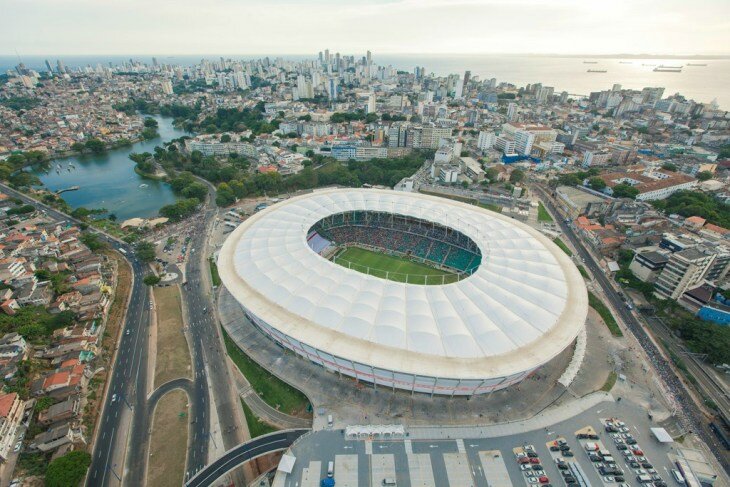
[218, 188, 588, 396]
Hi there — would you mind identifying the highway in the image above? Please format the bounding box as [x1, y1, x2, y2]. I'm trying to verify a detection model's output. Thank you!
[0, 183, 153, 485]
[180, 180, 248, 481]
[535, 184, 730, 473]
[185, 429, 309, 487]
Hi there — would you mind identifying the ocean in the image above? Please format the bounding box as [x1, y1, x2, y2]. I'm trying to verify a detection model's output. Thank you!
[2, 53, 729, 109]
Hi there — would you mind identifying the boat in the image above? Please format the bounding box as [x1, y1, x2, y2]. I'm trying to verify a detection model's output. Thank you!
[653, 65, 682, 72]
[583, 61, 598, 64]
[642, 63, 657, 67]
[139, 183, 149, 188]
[587, 69, 607, 73]
[619, 61, 632, 64]
[686, 63, 707, 66]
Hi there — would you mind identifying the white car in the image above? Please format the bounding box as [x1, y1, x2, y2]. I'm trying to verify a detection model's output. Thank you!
[13, 442, 22, 452]
[111, 394, 118, 403]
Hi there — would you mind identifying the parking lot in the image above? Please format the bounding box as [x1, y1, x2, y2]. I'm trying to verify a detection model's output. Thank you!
[276, 400, 680, 487]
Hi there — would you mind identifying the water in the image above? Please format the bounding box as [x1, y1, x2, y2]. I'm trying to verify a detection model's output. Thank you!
[3, 54, 729, 108]
[30, 115, 186, 221]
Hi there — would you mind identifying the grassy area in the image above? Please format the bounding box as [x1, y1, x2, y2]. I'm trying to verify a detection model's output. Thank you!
[588, 291, 623, 337]
[209, 257, 221, 287]
[223, 329, 311, 417]
[478, 202, 502, 213]
[334, 246, 457, 285]
[241, 399, 279, 438]
[153, 286, 191, 387]
[553, 237, 573, 256]
[577, 265, 589, 279]
[601, 371, 618, 392]
[147, 390, 189, 487]
[538, 202, 553, 222]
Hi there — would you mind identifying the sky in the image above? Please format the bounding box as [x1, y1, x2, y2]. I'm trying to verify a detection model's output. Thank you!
[2, 0, 729, 56]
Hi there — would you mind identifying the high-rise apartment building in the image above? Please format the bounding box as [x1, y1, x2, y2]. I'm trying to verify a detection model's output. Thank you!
[654, 248, 715, 300]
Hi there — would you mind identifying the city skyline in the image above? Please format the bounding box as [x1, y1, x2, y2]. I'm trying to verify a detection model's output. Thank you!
[2, 0, 729, 56]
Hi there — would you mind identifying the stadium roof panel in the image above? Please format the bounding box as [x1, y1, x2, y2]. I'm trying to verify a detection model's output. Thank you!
[219, 188, 588, 380]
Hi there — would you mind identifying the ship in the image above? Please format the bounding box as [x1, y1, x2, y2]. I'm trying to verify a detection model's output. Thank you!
[587, 69, 607, 73]
[686, 63, 707, 66]
[619, 61, 632, 64]
[653, 65, 682, 72]
[583, 61, 598, 64]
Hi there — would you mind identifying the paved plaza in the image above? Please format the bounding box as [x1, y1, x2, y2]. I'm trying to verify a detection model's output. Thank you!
[274, 399, 684, 487]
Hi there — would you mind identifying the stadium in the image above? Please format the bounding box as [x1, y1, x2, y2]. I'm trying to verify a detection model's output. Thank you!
[218, 188, 588, 396]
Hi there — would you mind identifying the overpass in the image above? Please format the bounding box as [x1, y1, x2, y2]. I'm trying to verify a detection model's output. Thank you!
[185, 429, 310, 487]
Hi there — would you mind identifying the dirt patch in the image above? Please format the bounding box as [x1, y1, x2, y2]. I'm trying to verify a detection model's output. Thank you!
[153, 285, 191, 387]
[147, 390, 189, 487]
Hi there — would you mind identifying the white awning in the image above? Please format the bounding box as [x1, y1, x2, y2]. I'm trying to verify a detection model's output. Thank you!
[278, 454, 296, 473]
[650, 427, 674, 443]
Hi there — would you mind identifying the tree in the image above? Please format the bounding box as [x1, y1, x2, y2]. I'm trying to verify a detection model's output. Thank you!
[661, 162, 677, 172]
[181, 182, 208, 202]
[135, 241, 156, 263]
[143, 274, 161, 286]
[141, 127, 158, 140]
[696, 171, 713, 181]
[588, 177, 607, 191]
[45, 451, 91, 487]
[71, 142, 86, 153]
[612, 183, 639, 199]
[220, 134, 231, 143]
[84, 138, 106, 154]
[143, 117, 159, 128]
[509, 169, 525, 184]
[80, 232, 107, 251]
[484, 167, 499, 182]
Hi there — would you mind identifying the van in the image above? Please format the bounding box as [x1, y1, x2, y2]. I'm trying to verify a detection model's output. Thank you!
[382, 479, 396, 486]
[327, 461, 334, 478]
[327, 415, 333, 428]
[637, 474, 652, 483]
[671, 469, 685, 483]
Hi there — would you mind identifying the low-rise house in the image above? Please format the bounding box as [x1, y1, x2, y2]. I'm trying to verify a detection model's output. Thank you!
[31, 422, 84, 453]
[0, 392, 25, 461]
[38, 396, 81, 427]
[0, 333, 27, 360]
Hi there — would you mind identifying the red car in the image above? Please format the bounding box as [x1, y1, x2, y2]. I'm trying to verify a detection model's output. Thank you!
[518, 457, 531, 464]
[539, 476, 549, 483]
[632, 449, 644, 456]
[530, 458, 541, 464]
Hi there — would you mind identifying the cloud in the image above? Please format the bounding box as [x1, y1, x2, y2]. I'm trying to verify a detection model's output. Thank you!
[0, 0, 728, 55]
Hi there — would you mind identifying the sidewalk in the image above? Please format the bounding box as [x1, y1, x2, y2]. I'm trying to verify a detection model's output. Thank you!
[407, 392, 613, 440]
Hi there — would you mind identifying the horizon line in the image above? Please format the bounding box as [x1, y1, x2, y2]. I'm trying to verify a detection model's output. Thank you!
[2, 52, 730, 59]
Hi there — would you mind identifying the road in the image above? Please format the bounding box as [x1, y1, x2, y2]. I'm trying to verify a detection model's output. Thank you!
[0, 183, 154, 486]
[535, 184, 730, 473]
[185, 429, 309, 487]
[179, 180, 248, 481]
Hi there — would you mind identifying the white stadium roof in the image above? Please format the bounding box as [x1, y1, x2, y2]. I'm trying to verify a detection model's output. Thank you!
[218, 188, 588, 380]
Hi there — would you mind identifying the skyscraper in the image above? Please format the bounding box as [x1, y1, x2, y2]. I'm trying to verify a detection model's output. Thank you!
[44, 59, 53, 73]
[506, 102, 517, 121]
[327, 76, 339, 100]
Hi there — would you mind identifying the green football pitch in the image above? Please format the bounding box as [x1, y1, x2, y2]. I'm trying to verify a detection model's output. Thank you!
[332, 246, 458, 285]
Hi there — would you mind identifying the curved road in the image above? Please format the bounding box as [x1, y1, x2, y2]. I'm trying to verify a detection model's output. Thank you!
[185, 429, 309, 487]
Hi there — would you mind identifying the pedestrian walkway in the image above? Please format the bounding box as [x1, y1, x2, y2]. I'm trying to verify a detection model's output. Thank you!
[406, 391, 613, 440]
